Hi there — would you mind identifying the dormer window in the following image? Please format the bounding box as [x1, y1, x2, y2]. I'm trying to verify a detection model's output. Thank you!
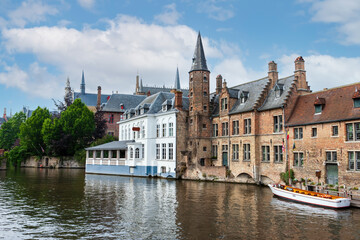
[314, 97, 325, 114]
[221, 98, 228, 110]
[162, 105, 167, 112]
[354, 99, 360, 108]
[275, 84, 284, 98]
[240, 91, 249, 103]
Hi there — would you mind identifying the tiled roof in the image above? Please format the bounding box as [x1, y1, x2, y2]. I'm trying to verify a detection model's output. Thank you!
[85, 140, 134, 150]
[73, 92, 111, 107]
[102, 94, 146, 112]
[286, 82, 360, 126]
[141, 86, 189, 97]
[258, 75, 295, 111]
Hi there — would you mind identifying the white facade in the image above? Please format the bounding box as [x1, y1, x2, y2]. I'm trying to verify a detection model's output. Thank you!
[118, 110, 177, 177]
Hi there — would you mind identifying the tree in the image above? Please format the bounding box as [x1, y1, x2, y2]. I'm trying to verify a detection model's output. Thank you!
[19, 107, 51, 156]
[93, 110, 107, 139]
[0, 112, 26, 150]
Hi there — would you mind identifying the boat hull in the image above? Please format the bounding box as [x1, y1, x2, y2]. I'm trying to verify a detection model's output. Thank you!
[268, 184, 351, 209]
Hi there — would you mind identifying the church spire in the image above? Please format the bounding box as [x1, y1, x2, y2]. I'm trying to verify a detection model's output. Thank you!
[190, 32, 209, 73]
[174, 67, 181, 90]
[139, 79, 143, 92]
[80, 70, 85, 95]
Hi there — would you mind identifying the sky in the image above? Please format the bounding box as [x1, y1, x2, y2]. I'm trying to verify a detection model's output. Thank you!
[0, 0, 360, 115]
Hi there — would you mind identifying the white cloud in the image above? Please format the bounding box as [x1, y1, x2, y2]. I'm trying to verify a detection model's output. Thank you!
[8, 0, 58, 27]
[154, 3, 181, 25]
[198, 0, 234, 21]
[2, 15, 224, 96]
[278, 54, 360, 91]
[78, 0, 95, 9]
[303, 0, 360, 45]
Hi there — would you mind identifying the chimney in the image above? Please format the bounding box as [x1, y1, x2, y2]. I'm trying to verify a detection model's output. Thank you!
[97, 86, 101, 110]
[147, 90, 151, 96]
[216, 74, 223, 94]
[174, 91, 183, 110]
[294, 56, 309, 94]
[268, 61, 278, 89]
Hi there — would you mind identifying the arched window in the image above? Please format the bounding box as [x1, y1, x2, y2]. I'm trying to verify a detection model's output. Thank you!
[130, 147, 133, 158]
[135, 148, 139, 158]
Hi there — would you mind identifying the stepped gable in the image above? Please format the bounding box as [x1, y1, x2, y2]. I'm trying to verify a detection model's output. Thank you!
[258, 75, 295, 111]
[102, 94, 146, 112]
[286, 82, 360, 127]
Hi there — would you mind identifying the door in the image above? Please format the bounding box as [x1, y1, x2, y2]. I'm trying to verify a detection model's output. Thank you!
[326, 164, 338, 185]
[222, 152, 228, 166]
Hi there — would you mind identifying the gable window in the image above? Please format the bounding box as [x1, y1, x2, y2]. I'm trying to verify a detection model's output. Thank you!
[326, 151, 337, 162]
[169, 123, 174, 137]
[243, 144, 251, 161]
[273, 115, 283, 133]
[346, 123, 360, 141]
[232, 144, 239, 161]
[332, 126, 338, 136]
[315, 105, 322, 114]
[213, 124, 218, 137]
[274, 146, 283, 163]
[294, 127, 303, 139]
[312, 127, 317, 137]
[162, 123, 166, 137]
[348, 151, 360, 171]
[232, 120, 239, 135]
[244, 119, 251, 134]
[156, 124, 160, 138]
[293, 152, 304, 167]
[222, 122, 229, 136]
[221, 98, 228, 110]
[354, 98, 360, 108]
[261, 146, 270, 162]
[156, 144, 160, 159]
[162, 105, 167, 112]
[275, 85, 283, 98]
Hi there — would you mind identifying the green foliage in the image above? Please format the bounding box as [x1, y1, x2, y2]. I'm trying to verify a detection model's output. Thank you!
[0, 112, 26, 150]
[5, 146, 29, 167]
[90, 135, 118, 147]
[74, 149, 86, 163]
[280, 169, 295, 185]
[19, 107, 51, 157]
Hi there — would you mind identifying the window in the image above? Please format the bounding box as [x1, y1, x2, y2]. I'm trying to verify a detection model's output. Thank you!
[232, 144, 239, 160]
[293, 152, 304, 167]
[244, 119, 251, 134]
[156, 144, 160, 159]
[332, 126, 338, 136]
[190, 118, 193, 124]
[200, 158, 205, 166]
[294, 127, 303, 139]
[312, 128, 317, 137]
[156, 124, 160, 138]
[162, 105, 167, 112]
[262, 146, 270, 162]
[221, 98, 228, 110]
[346, 123, 360, 141]
[169, 123, 174, 137]
[348, 151, 360, 171]
[96, 150, 101, 158]
[142, 144, 144, 159]
[161, 166, 167, 173]
[203, 146, 207, 151]
[129, 148, 133, 158]
[240, 92, 249, 103]
[204, 75, 207, 82]
[203, 124, 207, 129]
[213, 124, 218, 136]
[212, 145, 218, 158]
[162, 143, 166, 159]
[203, 105, 207, 111]
[354, 99, 360, 108]
[203, 91, 207, 96]
[326, 151, 337, 162]
[142, 125, 146, 138]
[169, 143, 173, 160]
[232, 120, 239, 135]
[135, 148, 139, 158]
[273, 115, 283, 133]
[315, 105, 322, 114]
[274, 146, 283, 163]
[222, 145, 228, 152]
[103, 150, 109, 158]
[109, 114, 114, 123]
[243, 144, 251, 161]
[222, 122, 229, 136]
[120, 150, 125, 158]
[162, 123, 166, 137]
[111, 150, 117, 159]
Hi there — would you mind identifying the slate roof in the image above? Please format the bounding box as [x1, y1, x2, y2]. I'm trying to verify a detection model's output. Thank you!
[102, 94, 146, 113]
[73, 92, 111, 107]
[258, 75, 295, 111]
[190, 32, 209, 72]
[85, 140, 134, 151]
[140, 86, 189, 97]
[286, 82, 360, 127]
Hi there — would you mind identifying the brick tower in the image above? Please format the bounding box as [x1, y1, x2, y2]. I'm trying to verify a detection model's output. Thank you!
[187, 32, 212, 166]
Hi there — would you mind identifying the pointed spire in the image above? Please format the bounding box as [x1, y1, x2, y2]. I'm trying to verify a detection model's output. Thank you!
[80, 70, 85, 95]
[139, 79, 143, 92]
[174, 67, 181, 90]
[190, 32, 209, 72]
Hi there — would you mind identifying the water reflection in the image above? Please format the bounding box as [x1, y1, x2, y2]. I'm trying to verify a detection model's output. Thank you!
[0, 169, 360, 239]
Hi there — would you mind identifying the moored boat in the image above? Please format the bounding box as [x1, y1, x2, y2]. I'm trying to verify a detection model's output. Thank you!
[268, 184, 351, 209]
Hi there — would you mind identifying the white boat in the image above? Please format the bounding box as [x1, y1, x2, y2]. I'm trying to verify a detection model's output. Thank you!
[268, 184, 351, 209]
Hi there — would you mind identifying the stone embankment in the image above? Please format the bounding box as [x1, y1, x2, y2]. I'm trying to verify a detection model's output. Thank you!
[21, 156, 84, 169]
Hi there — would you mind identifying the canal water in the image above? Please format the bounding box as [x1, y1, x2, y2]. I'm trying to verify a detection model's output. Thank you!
[0, 169, 360, 240]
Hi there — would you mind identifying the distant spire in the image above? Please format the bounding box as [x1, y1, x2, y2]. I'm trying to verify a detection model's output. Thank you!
[80, 70, 85, 95]
[139, 79, 143, 92]
[190, 32, 209, 72]
[174, 67, 181, 90]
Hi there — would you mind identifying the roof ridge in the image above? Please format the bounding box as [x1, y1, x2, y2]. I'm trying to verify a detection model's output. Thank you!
[302, 81, 360, 96]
